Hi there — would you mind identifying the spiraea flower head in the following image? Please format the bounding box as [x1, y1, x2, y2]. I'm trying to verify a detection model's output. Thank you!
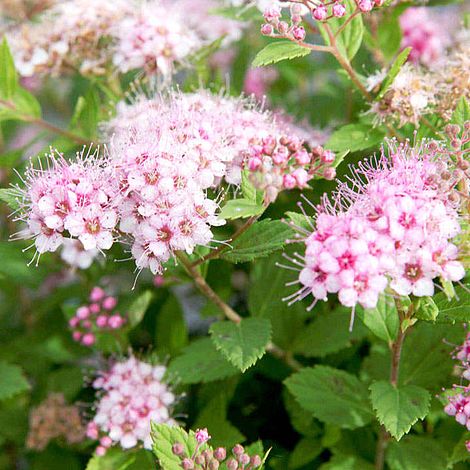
[285, 139, 467, 312]
[87, 355, 176, 454]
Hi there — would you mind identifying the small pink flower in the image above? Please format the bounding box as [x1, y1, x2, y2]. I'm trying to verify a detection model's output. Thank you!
[102, 296, 117, 311]
[261, 23, 274, 35]
[195, 428, 211, 444]
[90, 287, 106, 302]
[82, 333, 96, 346]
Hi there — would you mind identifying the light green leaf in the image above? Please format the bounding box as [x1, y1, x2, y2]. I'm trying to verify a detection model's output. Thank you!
[369, 381, 430, 441]
[221, 219, 294, 263]
[377, 47, 411, 100]
[450, 97, 470, 127]
[318, 0, 364, 60]
[284, 365, 373, 429]
[326, 124, 386, 152]
[435, 284, 470, 322]
[219, 198, 264, 220]
[12, 87, 41, 119]
[73, 88, 99, 138]
[292, 307, 367, 357]
[86, 448, 153, 470]
[0, 37, 18, 99]
[414, 297, 439, 322]
[286, 211, 314, 232]
[0, 361, 30, 401]
[128, 290, 153, 327]
[252, 40, 310, 67]
[166, 338, 239, 384]
[241, 169, 264, 204]
[386, 436, 447, 470]
[357, 295, 399, 343]
[0, 187, 22, 211]
[209, 317, 272, 372]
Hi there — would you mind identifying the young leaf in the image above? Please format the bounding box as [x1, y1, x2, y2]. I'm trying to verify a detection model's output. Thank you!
[450, 97, 470, 127]
[284, 365, 373, 429]
[220, 219, 294, 263]
[252, 41, 310, 67]
[318, 0, 364, 60]
[369, 381, 430, 441]
[376, 47, 411, 100]
[0, 361, 30, 401]
[386, 436, 447, 470]
[209, 317, 272, 372]
[166, 338, 239, 384]
[414, 297, 439, 322]
[0, 187, 21, 211]
[218, 198, 264, 220]
[326, 124, 386, 153]
[127, 290, 153, 327]
[357, 295, 399, 343]
[0, 37, 18, 99]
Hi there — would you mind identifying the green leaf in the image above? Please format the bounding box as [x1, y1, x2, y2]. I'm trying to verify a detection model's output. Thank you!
[248, 252, 307, 350]
[151, 424, 202, 470]
[414, 297, 439, 322]
[377, 47, 411, 100]
[448, 431, 470, 467]
[241, 169, 264, 204]
[369, 381, 430, 440]
[289, 437, 323, 469]
[86, 448, 153, 470]
[284, 365, 373, 429]
[0, 187, 22, 211]
[318, 0, 364, 60]
[220, 219, 294, 263]
[292, 307, 367, 357]
[0, 37, 18, 99]
[357, 295, 399, 343]
[326, 124, 386, 153]
[286, 211, 314, 232]
[376, 9, 403, 61]
[155, 294, 188, 356]
[320, 454, 375, 470]
[450, 97, 470, 127]
[128, 290, 153, 327]
[434, 284, 470, 322]
[166, 338, 239, 384]
[73, 88, 99, 138]
[386, 436, 447, 470]
[46, 366, 83, 401]
[209, 317, 272, 372]
[0, 361, 30, 401]
[12, 87, 41, 118]
[252, 41, 310, 67]
[219, 198, 264, 220]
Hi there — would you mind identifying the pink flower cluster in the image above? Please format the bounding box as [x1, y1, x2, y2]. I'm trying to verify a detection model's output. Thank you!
[399, 7, 449, 66]
[288, 140, 465, 310]
[68, 287, 126, 347]
[15, 150, 118, 262]
[86, 356, 176, 454]
[246, 135, 336, 202]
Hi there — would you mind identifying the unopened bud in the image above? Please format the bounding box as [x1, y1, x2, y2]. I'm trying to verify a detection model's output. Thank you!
[292, 26, 306, 41]
[358, 0, 373, 11]
[261, 24, 273, 35]
[312, 5, 328, 21]
[214, 447, 227, 461]
[445, 124, 460, 136]
[251, 455, 262, 467]
[332, 3, 346, 17]
[232, 444, 244, 456]
[323, 167, 336, 180]
[238, 454, 250, 465]
[278, 21, 289, 33]
[209, 460, 220, 470]
[182, 458, 194, 469]
[226, 459, 238, 470]
[451, 139, 461, 149]
[172, 443, 184, 456]
[195, 455, 205, 465]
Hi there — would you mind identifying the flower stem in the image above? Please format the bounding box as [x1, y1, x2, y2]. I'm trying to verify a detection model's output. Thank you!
[374, 299, 409, 470]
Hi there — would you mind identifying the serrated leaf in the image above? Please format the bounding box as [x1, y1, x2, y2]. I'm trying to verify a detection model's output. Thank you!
[252, 41, 310, 67]
[128, 290, 153, 327]
[209, 317, 272, 372]
[292, 308, 367, 358]
[221, 219, 293, 263]
[166, 338, 239, 384]
[377, 47, 411, 100]
[386, 436, 447, 470]
[326, 124, 386, 153]
[0, 187, 22, 211]
[284, 365, 373, 429]
[0, 37, 18, 99]
[318, 0, 364, 60]
[450, 97, 470, 127]
[414, 297, 439, 321]
[434, 284, 470, 322]
[219, 198, 264, 220]
[357, 295, 399, 342]
[369, 381, 430, 441]
[286, 211, 315, 232]
[0, 361, 30, 401]
[151, 424, 201, 470]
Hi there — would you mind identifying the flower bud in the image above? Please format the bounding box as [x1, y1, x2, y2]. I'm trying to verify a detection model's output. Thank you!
[292, 26, 306, 41]
[332, 3, 346, 17]
[232, 444, 244, 456]
[209, 460, 220, 470]
[76, 306, 90, 319]
[251, 455, 262, 467]
[294, 148, 310, 165]
[95, 446, 106, 456]
[214, 447, 227, 461]
[312, 5, 328, 21]
[226, 459, 238, 470]
[283, 174, 297, 189]
[195, 455, 205, 465]
[321, 149, 335, 164]
[172, 442, 184, 456]
[248, 156, 262, 171]
[238, 454, 250, 465]
[182, 458, 194, 469]
[96, 315, 108, 328]
[195, 428, 210, 444]
[323, 167, 336, 180]
[82, 333, 95, 346]
[102, 296, 117, 310]
[261, 24, 274, 35]
[278, 21, 289, 33]
[358, 0, 373, 11]
[90, 286, 105, 302]
[264, 7, 281, 22]
[72, 331, 82, 342]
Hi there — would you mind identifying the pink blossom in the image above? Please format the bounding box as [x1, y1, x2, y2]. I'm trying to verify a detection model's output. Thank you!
[195, 428, 211, 444]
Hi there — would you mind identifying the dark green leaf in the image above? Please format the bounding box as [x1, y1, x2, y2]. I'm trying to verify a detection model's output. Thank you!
[128, 290, 153, 327]
[0, 361, 30, 401]
[435, 284, 470, 322]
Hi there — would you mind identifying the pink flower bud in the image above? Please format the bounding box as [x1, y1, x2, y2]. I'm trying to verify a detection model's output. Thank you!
[108, 315, 124, 329]
[358, 0, 373, 12]
[69, 317, 79, 327]
[102, 296, 117, 310]
[283, 174, 297, 189]
[214, 447, 226, 461]
[292, 26, 306, 41]
[332, 3, 346, 17]
[72, 331, 82, 342]
[239, 454, 250, 465]
[248, 157, 262, 171]
[82, 333, 95, 346]
[290, 3, 303, 15]
[232, 444, 244, 456]
[86, 422, 99, 440]
[291, 14, 302, 24]
[226, 459, 238, 470]
[89, 303, 100, 314]
[82, 320, 92, 329]
[272, 147, 289, 165]
[294, 149, 310, 165]
[278, 21, 289, 34]
[466, 440, 470, 452]
[251, 455, 262, 467]
[172, 442, 184, 456]
[374, 0, 384, 6]
[323, 167, 336, 180]
[95, 446, 106, 456]
[261, 24, 274, 35]
[76, 306, 90, 319]
[96, 315, 108, 328]
[90, 286, 105, 302]
[264, 7, 281, 22]
[321, 149, 335, 164]
[292, 168, 309, 187]
[182, 458, 194, 469]
[195, 428, 210, 444]
[312, 5, 328, 21]
[100, 436, 113, 448]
